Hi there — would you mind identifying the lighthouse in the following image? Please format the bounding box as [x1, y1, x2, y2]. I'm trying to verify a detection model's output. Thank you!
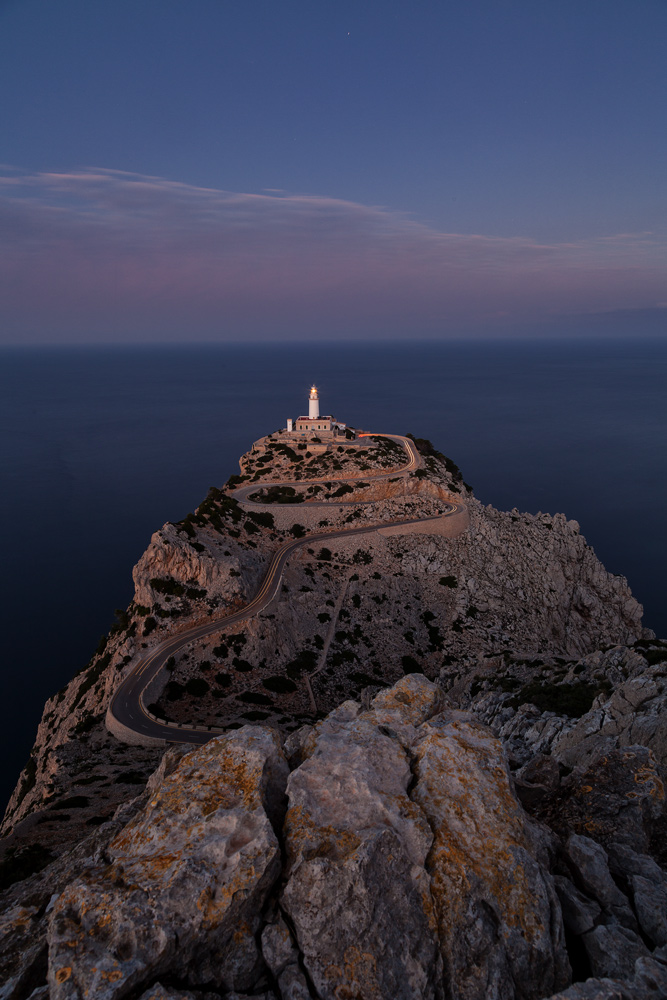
[309, 385, 320, 420]
[285, 385, 350, 439]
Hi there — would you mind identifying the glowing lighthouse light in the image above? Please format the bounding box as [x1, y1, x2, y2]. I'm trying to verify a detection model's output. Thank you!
[309, 384, 320, 420]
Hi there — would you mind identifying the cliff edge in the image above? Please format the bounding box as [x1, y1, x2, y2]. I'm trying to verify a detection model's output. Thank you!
[1, 432, 664, 1000]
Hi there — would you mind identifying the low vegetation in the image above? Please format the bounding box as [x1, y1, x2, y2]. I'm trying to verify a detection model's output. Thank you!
[509, 680, 604, 718]
[0, 844, 54, 891]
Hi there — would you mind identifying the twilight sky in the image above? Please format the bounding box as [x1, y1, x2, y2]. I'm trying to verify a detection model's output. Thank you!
[1, 0, 666, 343]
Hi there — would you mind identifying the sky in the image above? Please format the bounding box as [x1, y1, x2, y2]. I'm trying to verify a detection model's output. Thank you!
[1, 0, 666, 343]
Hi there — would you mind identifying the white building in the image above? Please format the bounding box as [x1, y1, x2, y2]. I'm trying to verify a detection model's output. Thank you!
[286, 385, 348, 438]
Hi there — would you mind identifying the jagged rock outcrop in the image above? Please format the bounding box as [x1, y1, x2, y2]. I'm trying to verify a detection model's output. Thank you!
[465, 644, 667, 771]
[410, 712, 569, 999]
[0, 675, 598, 1000]
[132, 521, 270, 612]
[127, 504, 646, 740]
[543, 952, 667, 998]
[552, 666, 667, 770]
[281, 691, 444, 1000]
[2, 674, 667, 999]
[1, 435, 663, 1000]
[48, 728, 287, 999]
[2, 438, 648, 852]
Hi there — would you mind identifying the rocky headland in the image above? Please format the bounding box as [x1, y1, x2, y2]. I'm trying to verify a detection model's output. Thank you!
[1, 431, 665, 1000]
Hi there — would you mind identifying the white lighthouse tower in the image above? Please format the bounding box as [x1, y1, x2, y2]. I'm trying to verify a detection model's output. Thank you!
[308, 384, 320, 420]
[286, 384, 350, 439]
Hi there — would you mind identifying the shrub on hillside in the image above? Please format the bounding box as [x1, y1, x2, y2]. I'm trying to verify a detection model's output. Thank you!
[166, 681, 185, 701]
[509, 681, 601, 718]
[151, 577, 185, 597]
[186, 678, 210, 697]
[233, 657, 254, 672]
[285, 649, 318, 678]
[236, 691, 274, 705]
[0, 845, 54, 891]
[248, 510, 275, 528]
[352, 549, 373, 564]
[49, 796, 89, 810]
[143, 617, 157, 636]
[114, 771, 147, 785]
[263, 676, 298, 694]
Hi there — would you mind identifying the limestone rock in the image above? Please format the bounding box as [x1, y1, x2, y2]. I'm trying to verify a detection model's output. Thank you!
[469, 647, 666, 782]
[542, 980, 627, 999]
[47, 727, 288, 999]
[261, 915, 298, 978]
[0, 799, 152, 1000]
[0, 904, 47, 1000]
[6, 663, 667, 1000]
[132, 521, 268, 611]
[136, 986, 221, 1000]
[542, 953, 667, 999]
[514, 754, 562, 809]
[282, 724, 315, 768]
[629, 875, 667, 948]
[281, 674, 570, 1000]
[555, 749, 665, 852]
[553, 667, 667, 771]
[606, 843, 667, 947]
[281, 679, 443, 1000]
[580, 924, 649, 980]
[261, 913, 311, 999]
[553, 876, 601, 935]
[410, 709, 570, 1000]
[562, 835, 635, 928]
[371, 672, 448, 734]
[631, 956, 667, 998]
[275, 963, 312, 1000]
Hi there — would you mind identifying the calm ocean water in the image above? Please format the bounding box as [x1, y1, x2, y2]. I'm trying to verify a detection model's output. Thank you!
[1, 338, 666, 812]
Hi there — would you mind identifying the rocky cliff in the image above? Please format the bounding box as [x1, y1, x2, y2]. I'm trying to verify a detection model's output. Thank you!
[2, 674, 666, 1000]
[1, 433, 663, 1000]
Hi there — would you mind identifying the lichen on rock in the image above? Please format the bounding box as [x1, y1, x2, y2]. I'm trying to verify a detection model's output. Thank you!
[47, 727, 288, 998]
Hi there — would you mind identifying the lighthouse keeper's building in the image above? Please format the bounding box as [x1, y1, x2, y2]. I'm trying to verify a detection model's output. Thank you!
[286, 386, 350, 440]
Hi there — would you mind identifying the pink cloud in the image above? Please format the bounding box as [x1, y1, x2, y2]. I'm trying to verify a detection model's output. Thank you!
[0, 168, 665, 342]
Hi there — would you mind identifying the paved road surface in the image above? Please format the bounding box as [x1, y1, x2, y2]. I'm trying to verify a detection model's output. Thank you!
[233, 433, 420, 506]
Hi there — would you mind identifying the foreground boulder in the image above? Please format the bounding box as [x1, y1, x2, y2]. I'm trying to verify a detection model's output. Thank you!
[47, 728, 288, 999]
[281, 695, 443, 1000]
[3, 674, 667, 1000]
[411, 710, 570, 999]
[281, 676, 570, 1000]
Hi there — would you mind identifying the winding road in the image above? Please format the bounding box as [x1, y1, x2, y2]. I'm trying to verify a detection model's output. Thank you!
[106, 434, 464, 745]
[232, 433, 420, 506]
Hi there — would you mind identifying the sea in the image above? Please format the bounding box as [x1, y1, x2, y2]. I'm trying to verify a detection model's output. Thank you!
[1, 337, 666, 814]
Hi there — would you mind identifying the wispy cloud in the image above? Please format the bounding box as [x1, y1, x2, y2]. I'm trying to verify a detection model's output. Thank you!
[1, 168, 665, 342]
